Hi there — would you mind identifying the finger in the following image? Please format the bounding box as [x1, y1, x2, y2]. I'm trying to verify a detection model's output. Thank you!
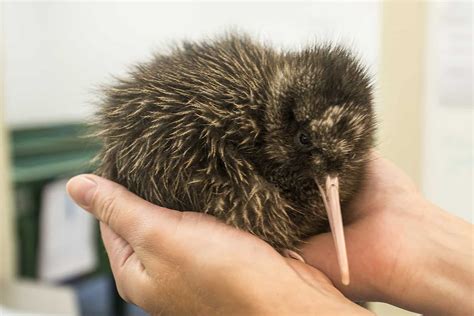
[300, 233, 342, 286]
[100, 221, 136, 278]
[299, 231, 376, 301]
[66, 174, 179, 246]
[284, 258, 374, 315]
[284, 256, 334, 290]
[100, 222, 155, 308]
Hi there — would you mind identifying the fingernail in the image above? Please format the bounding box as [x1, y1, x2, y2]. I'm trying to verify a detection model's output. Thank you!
[67, 175, 97, 208]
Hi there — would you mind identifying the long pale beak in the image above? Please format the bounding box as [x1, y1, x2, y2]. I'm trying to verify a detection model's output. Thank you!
[317, 175, 350, 285]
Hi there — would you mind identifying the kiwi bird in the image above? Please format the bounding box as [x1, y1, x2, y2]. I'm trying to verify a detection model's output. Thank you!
[95, 33, 375, 285]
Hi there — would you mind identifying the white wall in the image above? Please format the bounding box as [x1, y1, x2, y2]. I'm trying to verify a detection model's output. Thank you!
[421, 2, 473, 222]
[1, 2, 16, 280]
[4, 1, 381, 127]
[4, 2, 472, 220]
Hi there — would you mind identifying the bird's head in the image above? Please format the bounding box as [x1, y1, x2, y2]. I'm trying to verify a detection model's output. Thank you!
[262, 45, 375, 284]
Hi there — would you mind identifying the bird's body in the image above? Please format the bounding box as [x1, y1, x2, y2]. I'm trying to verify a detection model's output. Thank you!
[96, 34, 375, 253]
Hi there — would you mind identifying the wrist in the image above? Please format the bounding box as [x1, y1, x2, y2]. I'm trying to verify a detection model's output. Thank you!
[375, 199, 474, 315]
[249, 288, 373, 316]
[243, 267, 373, 316]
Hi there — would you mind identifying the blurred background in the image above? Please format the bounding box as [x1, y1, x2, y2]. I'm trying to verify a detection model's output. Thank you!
[0, 1, 472, 315]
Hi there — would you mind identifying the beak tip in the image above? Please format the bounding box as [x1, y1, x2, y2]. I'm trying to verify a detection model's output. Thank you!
[341, 272, 350, 286]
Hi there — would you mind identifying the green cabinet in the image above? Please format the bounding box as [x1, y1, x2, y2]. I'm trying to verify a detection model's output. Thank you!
[10, 123, 105, 278]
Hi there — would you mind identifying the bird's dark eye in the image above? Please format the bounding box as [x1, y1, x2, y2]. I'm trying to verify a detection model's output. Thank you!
[296, 131, 311, 147]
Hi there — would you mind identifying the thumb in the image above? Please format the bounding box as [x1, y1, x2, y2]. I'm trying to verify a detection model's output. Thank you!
[66, 174, 180, 249]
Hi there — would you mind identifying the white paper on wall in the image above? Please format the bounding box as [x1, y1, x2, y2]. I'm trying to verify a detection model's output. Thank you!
[38, 179, 97, 282]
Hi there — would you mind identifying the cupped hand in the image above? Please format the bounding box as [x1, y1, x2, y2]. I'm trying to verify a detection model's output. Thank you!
[66, 175, 372, 315]
[300, 153, 474, 315]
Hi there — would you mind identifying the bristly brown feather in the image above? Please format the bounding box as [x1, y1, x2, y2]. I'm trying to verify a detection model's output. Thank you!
[95, 33, 375, 251]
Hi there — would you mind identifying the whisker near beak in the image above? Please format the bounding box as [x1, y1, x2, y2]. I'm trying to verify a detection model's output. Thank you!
[317, 175, 350, 285]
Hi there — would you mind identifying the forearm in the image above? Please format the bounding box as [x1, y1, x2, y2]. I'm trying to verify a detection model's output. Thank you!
[381, 201, 474, 315]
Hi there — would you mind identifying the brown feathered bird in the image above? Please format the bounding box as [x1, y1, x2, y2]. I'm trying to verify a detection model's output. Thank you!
[95, 33, 375, 285]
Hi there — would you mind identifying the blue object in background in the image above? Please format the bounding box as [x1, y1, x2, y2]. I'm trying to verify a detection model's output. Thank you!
[66, 274, 148, 316]
[126, 304, 148, 316]
[68, 275, 113, 316]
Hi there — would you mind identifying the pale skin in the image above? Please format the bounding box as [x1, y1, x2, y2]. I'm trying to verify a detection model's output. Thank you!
[66, 154, 474, 315]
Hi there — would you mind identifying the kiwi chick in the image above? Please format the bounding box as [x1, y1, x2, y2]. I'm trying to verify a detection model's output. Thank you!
[95, 33, 375, 254]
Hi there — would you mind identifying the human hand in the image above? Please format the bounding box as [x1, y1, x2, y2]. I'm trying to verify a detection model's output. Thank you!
[300, 153, 474, 315]
[66, 175, 372, 315]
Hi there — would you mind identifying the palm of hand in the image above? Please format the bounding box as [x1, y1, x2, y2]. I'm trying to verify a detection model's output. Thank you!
[104, 208, 363, 315]
[301, 154, 425, 302]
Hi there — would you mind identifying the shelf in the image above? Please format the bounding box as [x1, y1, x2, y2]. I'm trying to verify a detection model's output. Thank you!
[10, 123, 101, 183]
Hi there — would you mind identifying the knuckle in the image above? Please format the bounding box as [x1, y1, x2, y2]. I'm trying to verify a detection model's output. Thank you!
[96, 186, 126, 225]
[114, 276, 131, 303]
[99, 195, 118, 225]
[115, 268, 154, 310]
[114, 265, 141, 306]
